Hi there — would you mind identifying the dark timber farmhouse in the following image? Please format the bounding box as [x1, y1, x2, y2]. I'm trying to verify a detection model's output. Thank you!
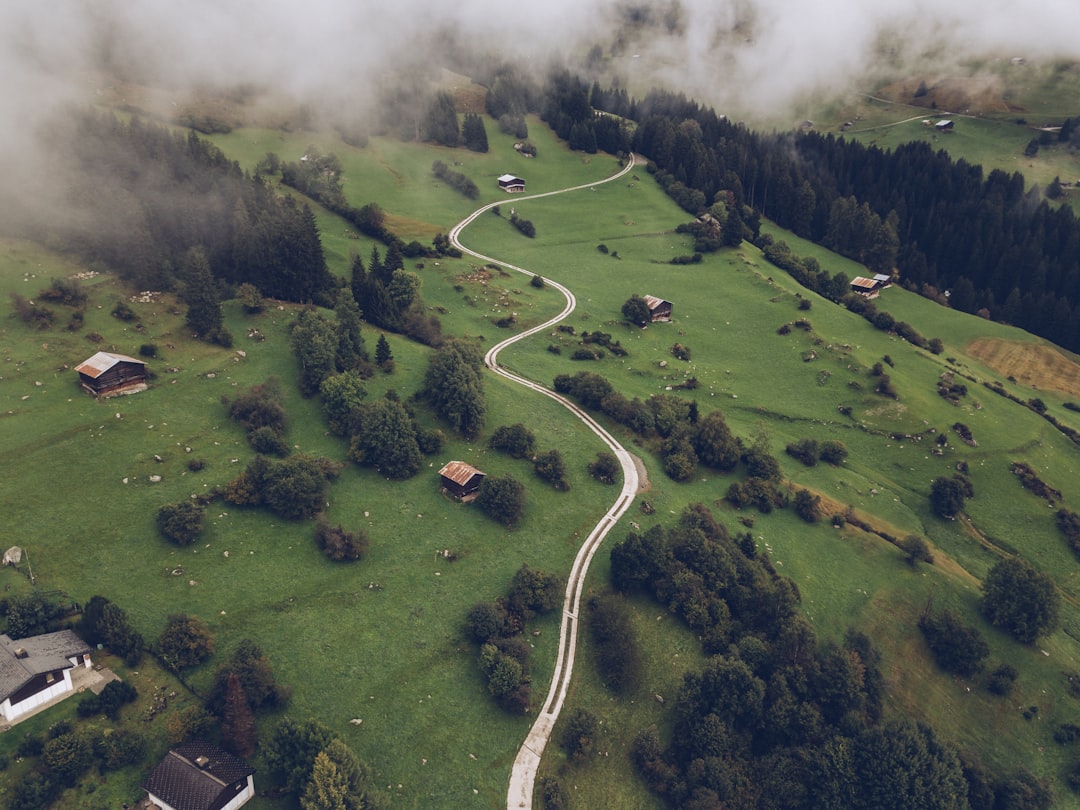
[75, 351, 148, 397]
[850, 276, 882, 299]
[643, 295, 673, 322]
[0, 630, 93, 723]
[143, 741, 255, 810]
[497, 174, 525, 193]
[439, 461, 486, 501]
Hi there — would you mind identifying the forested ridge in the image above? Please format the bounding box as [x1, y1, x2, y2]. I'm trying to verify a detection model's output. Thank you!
[538, 73, 1080, 352]
[20, 109, 336, 304]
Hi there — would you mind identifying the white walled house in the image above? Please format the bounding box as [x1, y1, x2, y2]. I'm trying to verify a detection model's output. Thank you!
[0, 630, 93, 723]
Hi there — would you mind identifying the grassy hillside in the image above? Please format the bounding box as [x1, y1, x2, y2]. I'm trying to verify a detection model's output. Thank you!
[4, 106, 1080, 809]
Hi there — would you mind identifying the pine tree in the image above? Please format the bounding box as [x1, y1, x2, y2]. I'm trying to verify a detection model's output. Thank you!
[300, 751, 350, 810]
[375, 334, 393, 370]
[462, 113, 489, 152]
[221, 672, 257, 757]
[182, 248, 226, 341]
[335, 295, 366, 371]
[349, 254, 366, 306]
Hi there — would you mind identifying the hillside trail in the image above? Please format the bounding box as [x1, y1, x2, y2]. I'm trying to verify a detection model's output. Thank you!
[448, 155, 642, 810]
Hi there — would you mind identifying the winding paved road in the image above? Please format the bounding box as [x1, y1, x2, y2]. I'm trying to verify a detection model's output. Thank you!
[447, 157, 641, 809]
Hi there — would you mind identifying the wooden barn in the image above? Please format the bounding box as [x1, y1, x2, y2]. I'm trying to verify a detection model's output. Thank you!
[0, 630, 93, 724]
[643, 295, 673, 322]
[143, 742, 255, 810]
[935, 119, 954, 133]
[75, 351, 147, 397]
[873, 273, 894, 288]
[850, 276, 882, 299]
[497, 174, 526, 193]
[439, 461, 486, 501]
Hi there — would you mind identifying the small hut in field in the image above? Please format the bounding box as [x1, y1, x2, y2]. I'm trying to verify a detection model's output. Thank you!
[497, 174, 525, 193]
[75, 352, 147, 397]
[438, 461, 486, 501]
[642, 295, 673, 322]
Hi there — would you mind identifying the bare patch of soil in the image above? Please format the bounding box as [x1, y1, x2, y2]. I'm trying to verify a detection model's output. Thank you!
[966, 337, 1080, 398]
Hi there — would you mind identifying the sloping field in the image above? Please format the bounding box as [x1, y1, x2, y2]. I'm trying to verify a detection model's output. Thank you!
[967, 336, 1080, 397]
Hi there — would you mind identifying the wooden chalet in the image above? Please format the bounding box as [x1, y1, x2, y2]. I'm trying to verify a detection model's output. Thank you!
[0, 630, 92, 723]
[497, 174, 526, 193]
[850, 276, 882, 299]
[75, 351, 147, 397]
[439, 461, 486, 501]
[642, 295, 673, 322]
[143, 742, 255, 810]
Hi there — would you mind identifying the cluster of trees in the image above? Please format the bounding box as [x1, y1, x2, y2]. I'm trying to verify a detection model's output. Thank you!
[0, 591, 76, 640]
[785, 437, 848, 467]
[586, 592, 642, 693]
[919, 608, 990, 677]
[432, 160, 479, 199]
[489, 423, 570, 490]
[982, 556, 1061, 644]
[607, 504, 1051, 808]
[264, 716, 382, 809]
[422, 340, 487, 439]
[38, 110, 335, 304]
[77, 595, 144, 666]
[350, 248, 443, 345]
[224, 377, 290, 456]
[540, 71, 632, 155]
[224, 453, 342, 520]
[509, 211, 536, 238]
[347, 392, 442, 480]
[465, 565, 563, 713]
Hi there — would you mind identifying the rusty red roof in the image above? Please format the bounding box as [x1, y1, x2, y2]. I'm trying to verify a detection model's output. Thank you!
[850, 277, 880, 290]
[438, 461, 485, 486]
[75, 351, 146, 379]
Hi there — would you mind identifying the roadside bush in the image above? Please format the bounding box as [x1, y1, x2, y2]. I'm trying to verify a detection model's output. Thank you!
[587, 592, 642, 693]
[315, 521, 369, 562]
[508, 565, 563, 620]
[560, 708, 599, 761]
[588, 451, 620, 484]
[530, 275, 545, 288]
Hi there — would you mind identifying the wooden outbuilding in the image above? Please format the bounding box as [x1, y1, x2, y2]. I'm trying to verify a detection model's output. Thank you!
[497, 174, 526, 193]
[439, 461, 486, 501]
[935, 119, 954, 132]
[642, 295, 673, 322]
[850, 276, 882, 299]
[75, 351, 147, 397]
[143, 742, 255, 810]
[872, 273, 893, 288]
[0, 630, 93, 723]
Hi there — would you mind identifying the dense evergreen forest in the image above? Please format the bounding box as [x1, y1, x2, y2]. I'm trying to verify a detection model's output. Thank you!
[19, 110, 336, 304]
[535, 72, 1080, 353]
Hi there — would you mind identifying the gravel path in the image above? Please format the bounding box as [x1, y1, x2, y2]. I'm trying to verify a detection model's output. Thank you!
[448, 156, 641, 809]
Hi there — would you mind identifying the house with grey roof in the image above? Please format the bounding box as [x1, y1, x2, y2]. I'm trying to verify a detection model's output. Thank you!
[0, 630, 93, 723]
[143, 742, 255, 810]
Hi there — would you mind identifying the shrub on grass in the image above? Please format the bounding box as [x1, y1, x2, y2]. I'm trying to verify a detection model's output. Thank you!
[587, 593, 642, 693]
[249, 425, 290, 456]
[899, 535, 933, 566]
[530, 274, 545, 288]
[982, 557, 1061, 644]
[38, 277, 87, 308]
[622, 294, 651, 327]
[919, 609, 989, 676]
[10, 292, 55, 329]
[508, 565, 563, 620]
[157, 613, 215, 672]
[793, 489, 821, 522]
[111, 299, 137, 321]
[489, 423, 536, 459]
[930, 475, 971, 519]
[466, 601, 511, 643]
[95, 728, 147, 771]
[157, 501, 205, 546]
[315, 521, 369, 562]
[476, 474, 526, 528]
[534, 449, 570, 490]
[785, 438, 819, 466]
[560, 708, 599, 761]
[988, 664, 1019, 697]
[166, 706, 217, 745]
[589, 451, 620, 484]
[77, 680, 137, 720]
[819, 439, 848, 465]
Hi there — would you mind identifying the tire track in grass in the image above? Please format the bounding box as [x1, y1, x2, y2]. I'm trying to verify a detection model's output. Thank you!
[448, 156, 641, 810]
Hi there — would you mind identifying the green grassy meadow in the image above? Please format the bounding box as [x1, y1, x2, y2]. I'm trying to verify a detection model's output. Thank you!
[4, 107, 1080, 808]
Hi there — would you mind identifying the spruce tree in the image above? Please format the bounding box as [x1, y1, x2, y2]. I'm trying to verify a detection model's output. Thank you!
[375, 334, 393, 370]
[221, 673, 257, 758]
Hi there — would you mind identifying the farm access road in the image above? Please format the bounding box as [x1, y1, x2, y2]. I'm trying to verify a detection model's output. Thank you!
[448, 155, 642, 809]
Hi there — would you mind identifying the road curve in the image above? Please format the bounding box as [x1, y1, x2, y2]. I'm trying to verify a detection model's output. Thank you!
[447, 157, 641, 810]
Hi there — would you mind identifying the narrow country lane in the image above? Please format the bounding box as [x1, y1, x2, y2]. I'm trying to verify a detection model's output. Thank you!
[447, 156, 641, 810]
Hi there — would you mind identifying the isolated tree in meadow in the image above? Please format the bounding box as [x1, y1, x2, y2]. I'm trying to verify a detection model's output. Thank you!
[157, 614, 215, 672]
[982, 556, 1061, 643]
[476, 474, 526, 528]
[156, 501, 205, 546]
[930, 475, 970, 519]
[221, 673, 257, 758]
[622, 294, 651, 327]
[899, 534, 933, 566]
[588, 450, 620, 484]
[534, 449, 570, 490]
[490, 423, 537, 459]
[315, 521, 369, 562]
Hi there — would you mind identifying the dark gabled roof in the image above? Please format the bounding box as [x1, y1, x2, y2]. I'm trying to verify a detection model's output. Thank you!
[0, 630, 91, 701]
[143, 742, 254, 810]
[438, 461, 485, 486]
[75, 351, 146, 379]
